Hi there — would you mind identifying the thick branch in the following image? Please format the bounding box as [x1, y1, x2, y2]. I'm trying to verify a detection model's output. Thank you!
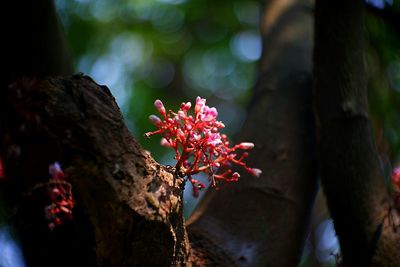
[189, 0, 318, 266]
[0, 75, 189, 267]
[314, 0, 400, 266]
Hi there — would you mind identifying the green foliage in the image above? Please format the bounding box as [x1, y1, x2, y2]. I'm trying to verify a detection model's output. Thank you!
[55, 0, 261, 162]
[366, 2, 400, 162]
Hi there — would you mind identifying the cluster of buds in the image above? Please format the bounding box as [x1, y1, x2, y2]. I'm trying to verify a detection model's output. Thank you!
[145, 97, 262, 196]
[391, 167, 400, 209]
[44, 162, 74, 230]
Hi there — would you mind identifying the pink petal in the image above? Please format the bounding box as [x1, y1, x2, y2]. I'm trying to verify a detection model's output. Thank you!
[154, 99, 166, 115]
[149, 115, 162, 126]
[237, 142, 255, 150]
[248, 168, 262, 177]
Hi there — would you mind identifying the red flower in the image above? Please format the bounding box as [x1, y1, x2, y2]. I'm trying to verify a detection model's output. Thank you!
[391, 167, 400, 210]
[45, 162, 74, 230]
[145, 97, 262, 195]
[392, 167, 400, 186]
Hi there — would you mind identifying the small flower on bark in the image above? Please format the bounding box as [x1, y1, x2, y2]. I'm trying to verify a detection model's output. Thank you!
[392, 167, 400, 186]
[145, 97, 262, 196]
[45, 162, 74, 230]
[391, 167, 400, 210]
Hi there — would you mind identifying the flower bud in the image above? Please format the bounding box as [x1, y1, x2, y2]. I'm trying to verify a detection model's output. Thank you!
[202, 107, 218, 122]
[192, 186, 200, 198]
[392, 167, 400, 185]
[248, 168, 262, 177]
[149, 115, 162, 126]
[237, 142, 255, 150]
[49, 162, 64, 180]
[181, 102, 191, 111]
[194, 97, 206, 113]
[215, 121, 225, 128]
[178, 110, 186, 119]
[160, 138, 173, 147]
[232, 172, 240, 180]
[154, 99, 166, 115]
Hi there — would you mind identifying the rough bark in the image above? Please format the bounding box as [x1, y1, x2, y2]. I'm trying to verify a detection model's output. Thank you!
[188, 0, 318, 266]
[314, 0, 400, 266]
[0, 75, 189, 267]
[2, 2, 192, 264]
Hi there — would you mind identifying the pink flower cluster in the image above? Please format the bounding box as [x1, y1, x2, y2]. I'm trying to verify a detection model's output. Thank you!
[392, 167, 400, 209]
[145, 97, 262, 196]
[45, 162, 74, 230]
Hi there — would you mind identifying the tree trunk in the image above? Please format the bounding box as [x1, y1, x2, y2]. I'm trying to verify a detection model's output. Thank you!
[188, 0, 318, 266]
[1, 75, 190, 267]
[314, 0, 400, 266]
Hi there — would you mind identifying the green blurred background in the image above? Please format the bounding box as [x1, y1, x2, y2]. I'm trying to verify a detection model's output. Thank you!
[56, 0, 260, 147]
[55, 0, 263, 234]
[54, 0, 400, 266]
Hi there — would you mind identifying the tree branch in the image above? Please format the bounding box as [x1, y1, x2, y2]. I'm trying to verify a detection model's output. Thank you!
[0, 75, 189, 267]
[314, 0, 400, 266]
[189, 0, 318, 266]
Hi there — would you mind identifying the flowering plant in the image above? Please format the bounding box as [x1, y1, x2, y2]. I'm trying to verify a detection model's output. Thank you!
[44, 162, 74, 230]
[0, 159, 74, 229]
[145, 97, 261, 196]
[391, 167, 400, 209]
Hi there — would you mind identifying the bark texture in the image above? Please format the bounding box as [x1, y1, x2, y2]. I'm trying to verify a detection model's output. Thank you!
[189, 0, 318, 266]
[0, 75, 189, 267]
[314, 0, 400, 266]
